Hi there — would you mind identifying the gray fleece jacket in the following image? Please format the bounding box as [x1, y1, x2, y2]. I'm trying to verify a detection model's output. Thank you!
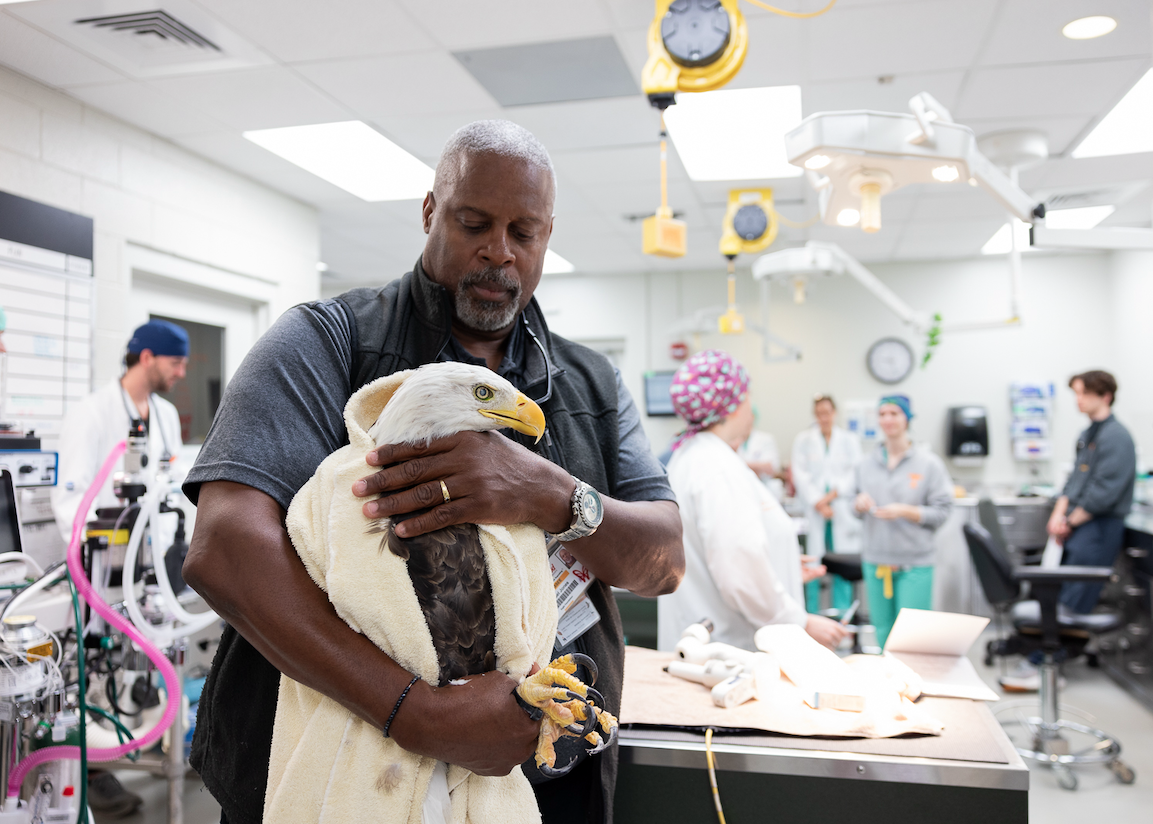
[1062, 415, 1135, 519]
[854, 442, 954, 567]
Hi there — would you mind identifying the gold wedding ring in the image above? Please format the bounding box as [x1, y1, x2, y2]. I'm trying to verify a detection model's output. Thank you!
[440, 480, 451, 504]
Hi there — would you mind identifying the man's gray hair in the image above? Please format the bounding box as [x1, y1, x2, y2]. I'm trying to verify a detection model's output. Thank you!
[434, 120, 556, 196]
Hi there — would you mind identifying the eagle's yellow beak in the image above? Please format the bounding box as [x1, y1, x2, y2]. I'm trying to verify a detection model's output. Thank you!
[479, 392, 546, 443]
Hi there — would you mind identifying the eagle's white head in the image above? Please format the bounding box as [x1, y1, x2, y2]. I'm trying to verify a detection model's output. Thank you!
[367, 362, 546, 447]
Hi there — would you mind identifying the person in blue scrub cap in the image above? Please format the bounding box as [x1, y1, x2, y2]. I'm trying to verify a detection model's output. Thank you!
[852, 395, 954, 648]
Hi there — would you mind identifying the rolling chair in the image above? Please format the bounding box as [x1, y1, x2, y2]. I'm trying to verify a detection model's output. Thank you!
[963, 522, 1134, 789]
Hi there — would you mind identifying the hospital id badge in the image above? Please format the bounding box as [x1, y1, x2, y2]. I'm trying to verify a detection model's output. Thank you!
[545, 533, 600, 644]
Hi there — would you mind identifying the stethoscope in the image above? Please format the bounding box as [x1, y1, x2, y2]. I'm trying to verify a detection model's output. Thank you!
[120, 384, 174, 463]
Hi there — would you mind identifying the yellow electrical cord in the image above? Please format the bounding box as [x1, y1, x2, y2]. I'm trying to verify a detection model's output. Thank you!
[660, 112, 669, 213]
[705, 727, 728, 824]
[772, 207, 822, 229]
[743, 0, 839, 19]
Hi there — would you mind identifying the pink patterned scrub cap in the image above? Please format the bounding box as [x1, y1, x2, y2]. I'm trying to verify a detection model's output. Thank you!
[669, 349, 750, 451]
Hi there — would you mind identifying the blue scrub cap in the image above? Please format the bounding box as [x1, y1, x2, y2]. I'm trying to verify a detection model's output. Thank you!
[128, 319, 189, 358]
[879, 394, 913, 421]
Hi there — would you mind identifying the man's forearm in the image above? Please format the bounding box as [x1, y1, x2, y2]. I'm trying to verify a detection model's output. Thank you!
[563, 498, 684, 597]
[183, 482, 410, 731]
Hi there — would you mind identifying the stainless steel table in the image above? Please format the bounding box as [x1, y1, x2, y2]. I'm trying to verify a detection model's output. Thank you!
[615, 699, 1029, 824]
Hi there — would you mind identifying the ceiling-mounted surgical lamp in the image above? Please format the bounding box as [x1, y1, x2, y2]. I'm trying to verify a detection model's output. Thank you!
[785, 93, 1040, 232]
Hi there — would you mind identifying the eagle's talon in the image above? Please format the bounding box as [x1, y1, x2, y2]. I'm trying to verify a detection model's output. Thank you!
[563, 653, 599, 686]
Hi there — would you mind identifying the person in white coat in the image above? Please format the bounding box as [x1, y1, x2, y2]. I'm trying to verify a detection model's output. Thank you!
[52, 319, 187, 546]
[657, 349, 847, 652]
[791, 394, 862, 615]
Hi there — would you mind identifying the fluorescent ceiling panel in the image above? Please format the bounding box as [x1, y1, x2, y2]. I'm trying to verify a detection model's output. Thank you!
[1045, 205, 1115, 230]
[664, 85, 804, 181]
[454, 37, 639, 107]
[981, 220, 1035, 255]
[1072, 67, 1153, 158]
[244, 121, 433, 201]
[543, 249, 575, 275]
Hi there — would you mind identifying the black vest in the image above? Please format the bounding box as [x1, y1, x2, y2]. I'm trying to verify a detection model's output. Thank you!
[337, 263, 626, 820]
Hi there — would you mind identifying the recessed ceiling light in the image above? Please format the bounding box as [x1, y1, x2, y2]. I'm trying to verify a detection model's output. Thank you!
[836, 208, 860, 227]
[1072, 67, 1153, 158]
[663, 85, 804, 181]
[1062, 16, 1117, 40]
[243, 121, 433, 202]
[1045, 205, 1115, 230]
[931, 165, 959, 183]
[981, 220, 1034, 255]
[0, 1, 41, 5]
[804, 154, 831, 171]
[315, 261, 329, 272]
[543, 249, 575, 275]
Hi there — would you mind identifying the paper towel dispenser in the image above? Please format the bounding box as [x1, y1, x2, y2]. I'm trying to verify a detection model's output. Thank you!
[948, 406, 989, 457]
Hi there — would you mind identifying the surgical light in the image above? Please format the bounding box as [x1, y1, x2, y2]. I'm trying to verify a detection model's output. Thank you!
[663, 85, 804, 181]
[1062, 16, 1117, 40]
[804, 154, 831, 170]
[543, 249, 575, 274]
[1044, 205, 1115, 230]
[243, 121, 434, 202]
[1072, 67, 1153, 158]
[932, 165, 960, 183]
[836, 208, 860, 226]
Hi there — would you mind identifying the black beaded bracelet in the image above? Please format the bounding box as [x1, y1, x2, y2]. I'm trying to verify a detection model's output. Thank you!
[383, 675, 420, 739]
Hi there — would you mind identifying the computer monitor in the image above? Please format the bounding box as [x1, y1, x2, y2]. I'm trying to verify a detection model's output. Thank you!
[643, 372, 678, 417]
[0, 470, 21, 555]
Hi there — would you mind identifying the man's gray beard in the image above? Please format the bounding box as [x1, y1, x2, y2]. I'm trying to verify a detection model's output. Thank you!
[452, 268, 522, 332]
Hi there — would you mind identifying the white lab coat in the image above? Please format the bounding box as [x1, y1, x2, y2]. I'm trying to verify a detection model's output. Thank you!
[658, 432, 808, 652]
[52, 379, 184, 549]
[790, 425, 863, 558]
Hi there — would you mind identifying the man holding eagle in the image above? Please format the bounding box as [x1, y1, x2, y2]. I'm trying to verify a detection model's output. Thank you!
[181, 120, 685, 824]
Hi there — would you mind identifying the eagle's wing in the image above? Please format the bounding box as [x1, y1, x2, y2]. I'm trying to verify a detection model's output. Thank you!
[369, 518, 496, 685]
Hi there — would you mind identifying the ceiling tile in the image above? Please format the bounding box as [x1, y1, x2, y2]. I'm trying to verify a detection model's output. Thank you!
[67, 81, 228, 138]
[146, 66, 351, 131]
[193, 0, 436, 63]
[953, 59, 1149, 120]
[505, 96, 655, 153]
[978, 0, 1152, 68]
[296, 52, 497, 119]
[726, 15, 809, 90]
[0, 12, 124, 88]
[804, 71, 966, 116]
[805, 0, 999, 82]
[394, 0, 614, 51]
[454, 36, 639, 107]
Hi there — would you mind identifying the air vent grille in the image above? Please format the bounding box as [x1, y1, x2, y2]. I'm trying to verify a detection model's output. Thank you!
[74, 10, 220, 51]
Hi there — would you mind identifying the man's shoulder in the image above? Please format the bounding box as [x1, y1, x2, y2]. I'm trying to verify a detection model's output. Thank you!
[1103, 415, 1136, 448]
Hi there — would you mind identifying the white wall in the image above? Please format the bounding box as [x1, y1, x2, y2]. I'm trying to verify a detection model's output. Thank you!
[0, 64, 320, 388]
[538, 248, 1146, 491]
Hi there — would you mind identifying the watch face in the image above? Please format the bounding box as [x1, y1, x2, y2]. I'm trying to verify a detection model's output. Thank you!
[867, 338, 914, 385]
[579, 486, 604, 527]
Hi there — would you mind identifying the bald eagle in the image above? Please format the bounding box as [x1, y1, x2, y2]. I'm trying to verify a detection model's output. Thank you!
[365, 362, 616, 774]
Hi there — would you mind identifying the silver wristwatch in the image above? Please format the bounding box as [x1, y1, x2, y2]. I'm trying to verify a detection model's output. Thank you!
[551, 478, 604, 542]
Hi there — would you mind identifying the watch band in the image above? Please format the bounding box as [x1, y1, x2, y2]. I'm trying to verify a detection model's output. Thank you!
[551, 478, 603, 542]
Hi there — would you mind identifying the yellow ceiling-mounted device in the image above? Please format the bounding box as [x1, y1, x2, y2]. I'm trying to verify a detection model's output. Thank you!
[642, 0, 749, 110]
[643, 117, 688, 258]
[718, 262, 745, 334]
[719, 188, 778, 258]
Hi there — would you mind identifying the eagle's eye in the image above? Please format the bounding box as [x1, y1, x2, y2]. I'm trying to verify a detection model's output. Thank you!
[473, 385, 495, 402]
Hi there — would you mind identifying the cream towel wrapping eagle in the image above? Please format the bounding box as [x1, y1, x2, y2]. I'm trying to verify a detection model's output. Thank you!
[264, 369, 557, 824]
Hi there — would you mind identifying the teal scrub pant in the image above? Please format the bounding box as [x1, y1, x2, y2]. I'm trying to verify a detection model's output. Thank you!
[804, 519, 854, 615]
[862, 561, 934, 649]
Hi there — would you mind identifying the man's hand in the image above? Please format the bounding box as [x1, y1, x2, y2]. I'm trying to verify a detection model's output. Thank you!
[746, 459, 776, 479]
[391, 670, 539, 776]
[800, 556, 826, 584]
[1047, 496, 1071, 540]
[1066, 506, 1092, 528]
[815, 490, 836, 520]
[854, 492, 875, 513]
[805, 615, 849, 649]
[354, 431, 572, 537]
